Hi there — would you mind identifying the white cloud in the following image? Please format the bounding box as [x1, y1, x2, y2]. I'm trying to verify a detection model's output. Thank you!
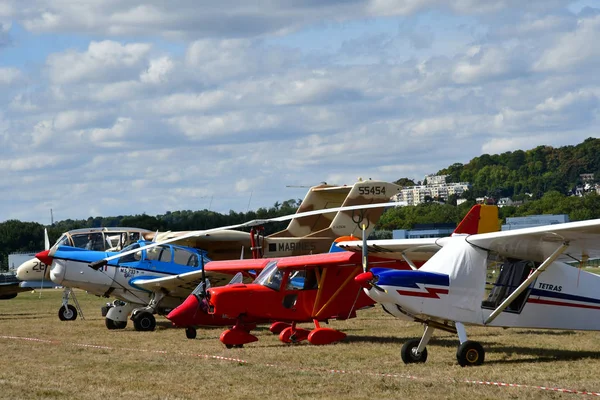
[47, 40, 152, 84]
[0, 67, 23, 85]
[534, 14, 600, 71]
[140, 56, 174, 84]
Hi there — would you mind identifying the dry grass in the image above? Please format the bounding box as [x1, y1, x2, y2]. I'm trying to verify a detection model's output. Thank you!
[1, 289, 599, 399]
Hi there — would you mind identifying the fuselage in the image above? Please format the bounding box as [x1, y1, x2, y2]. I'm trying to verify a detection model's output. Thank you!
[45, 241, 209, 313]
[363, 237, 600, 331]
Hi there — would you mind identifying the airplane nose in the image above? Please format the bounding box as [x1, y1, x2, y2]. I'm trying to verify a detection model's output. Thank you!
[167, 295, 200, 327]
[49, 261, 66, 285]
[354, 271, 374, 289]
[35, 250, 53, 267]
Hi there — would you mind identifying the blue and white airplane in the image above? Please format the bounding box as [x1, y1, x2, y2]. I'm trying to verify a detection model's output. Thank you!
[348, 218, 600, 366]
[36, 240, 224, 331]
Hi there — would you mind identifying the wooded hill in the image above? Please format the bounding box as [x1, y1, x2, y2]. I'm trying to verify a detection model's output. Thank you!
[1, 137, 599, 269]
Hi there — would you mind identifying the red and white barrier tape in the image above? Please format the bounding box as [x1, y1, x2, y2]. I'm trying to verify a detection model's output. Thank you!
[1, 334, 598, 396]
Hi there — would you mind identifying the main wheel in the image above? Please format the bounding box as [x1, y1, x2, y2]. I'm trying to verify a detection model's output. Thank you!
[185, 327, 197, 339]
[401, 339, 428, 364]
[105, 318, 127, 330]
[58, 305, 78, 321]
[132, 311, 156, 332]
[456, 340, 485, 367]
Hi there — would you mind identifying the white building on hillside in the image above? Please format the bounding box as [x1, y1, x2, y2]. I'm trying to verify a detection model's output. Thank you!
[394, 174, 471, 206]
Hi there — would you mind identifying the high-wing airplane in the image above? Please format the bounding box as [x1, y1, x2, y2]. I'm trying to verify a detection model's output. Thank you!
[352, 217, 600, 366]
[166, 204, 499, 346]
[152, 179, 402, 259]
[35, 199, 401, 329]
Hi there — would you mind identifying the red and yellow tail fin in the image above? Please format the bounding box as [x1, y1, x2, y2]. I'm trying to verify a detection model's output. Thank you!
[453, 204, 498, 235]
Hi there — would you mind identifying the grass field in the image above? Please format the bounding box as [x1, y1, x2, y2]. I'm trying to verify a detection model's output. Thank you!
[1, 289, 599, 399]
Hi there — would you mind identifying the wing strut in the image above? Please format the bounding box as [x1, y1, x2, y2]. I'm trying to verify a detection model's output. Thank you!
[400, 252, 418, 271]
[483, 241, 569, 325]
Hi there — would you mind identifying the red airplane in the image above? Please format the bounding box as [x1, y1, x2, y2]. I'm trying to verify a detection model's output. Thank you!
[167, 250, 408, 347]
[167, 204, 499, 347]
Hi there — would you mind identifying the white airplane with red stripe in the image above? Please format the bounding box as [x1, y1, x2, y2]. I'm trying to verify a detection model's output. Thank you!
[350, 218, 600, 366]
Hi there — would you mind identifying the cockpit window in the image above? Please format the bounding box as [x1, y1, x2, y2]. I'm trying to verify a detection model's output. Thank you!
[253, 261, 284, 291]
[146, 245, 170, 262]
[118, 243, 141, 264]
[54, 234, 71, 248]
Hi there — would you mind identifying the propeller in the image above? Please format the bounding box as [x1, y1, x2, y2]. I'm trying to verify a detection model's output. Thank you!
[38, 228, 50, 298]
[354, 224, 386, 293]
[89, 201, 398, 270]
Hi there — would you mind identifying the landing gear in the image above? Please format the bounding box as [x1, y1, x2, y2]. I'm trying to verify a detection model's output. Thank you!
[104, 301, 135, 331]
[279, 320, 347, 345]
[58, 304, 77, 321]
[400, 322, 486, 366]
[57, 288, 83, 321]
[105, 319, 127, 330]
[132, 311, 156, 332]
[220, 321, 258, 348]
[401, 339, 428, 364]
[456, 340, 485, 367]
[185, 327, 197, 339]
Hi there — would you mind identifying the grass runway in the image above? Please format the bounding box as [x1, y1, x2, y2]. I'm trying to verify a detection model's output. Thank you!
[1, 289, 599, 399]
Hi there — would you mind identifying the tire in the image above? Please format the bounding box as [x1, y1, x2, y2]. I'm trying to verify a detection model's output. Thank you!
[456, 340, 485, 367]
[58, 305, 77, 321]
[185, 327, 197, 339]
[105, 318, 127, 330]
[132, 311, 156, 332]
[401, 339, 428, 364]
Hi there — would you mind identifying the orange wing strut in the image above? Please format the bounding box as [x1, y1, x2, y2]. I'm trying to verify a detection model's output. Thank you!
[314, 266, 361, 319]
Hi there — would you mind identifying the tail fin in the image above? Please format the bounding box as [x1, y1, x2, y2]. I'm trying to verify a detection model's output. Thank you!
[269, 180, 401, 239]
[322, 180, 401, 239]
[269, 183, 353, 238]
[453, 204, 498, 235]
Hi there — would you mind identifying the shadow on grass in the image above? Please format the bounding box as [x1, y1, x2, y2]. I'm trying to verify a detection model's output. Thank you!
[512, 329, 577, 336]
[484, 345, 600, 364]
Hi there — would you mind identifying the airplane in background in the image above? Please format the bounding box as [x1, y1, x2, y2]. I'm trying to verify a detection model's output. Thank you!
[166, 204, 499, 346]
[352, 217, 600, 366]
[152, 179, 402, 259]
[35, 199, 401, 329]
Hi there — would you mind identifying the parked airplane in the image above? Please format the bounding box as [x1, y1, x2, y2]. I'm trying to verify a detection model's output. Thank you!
[167, 204, 499, 346]
[352, 217, 600, 366]
[36, 199, 400, 329]
[152, 179, 401, 259]
[16, 227, 153, 319]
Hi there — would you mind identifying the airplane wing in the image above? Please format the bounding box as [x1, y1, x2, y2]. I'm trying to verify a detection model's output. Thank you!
[337, 238, 443, 262]
[131, 259, 272, 294]
[466, 218, 600, 263]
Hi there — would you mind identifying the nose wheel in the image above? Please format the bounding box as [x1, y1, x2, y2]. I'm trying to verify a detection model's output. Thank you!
[400, 339, 428, 363]
[185, 327, 197, 339]
[58, 304, 78, 321]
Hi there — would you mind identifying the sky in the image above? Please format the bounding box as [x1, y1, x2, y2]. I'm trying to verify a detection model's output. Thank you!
[1, 1, 599, 225]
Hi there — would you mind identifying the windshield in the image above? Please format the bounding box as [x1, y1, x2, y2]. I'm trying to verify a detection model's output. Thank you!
[117, 243, 142, 264]
[253, 261, 283, 290]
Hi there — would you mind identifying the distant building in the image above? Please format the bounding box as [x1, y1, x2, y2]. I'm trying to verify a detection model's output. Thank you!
[501, 214, 570, 231]
[580, 173, 595, 182]
[393, 174, 471, 206]
[393, 223, 456, 239]
[497, 197, 514, 208]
